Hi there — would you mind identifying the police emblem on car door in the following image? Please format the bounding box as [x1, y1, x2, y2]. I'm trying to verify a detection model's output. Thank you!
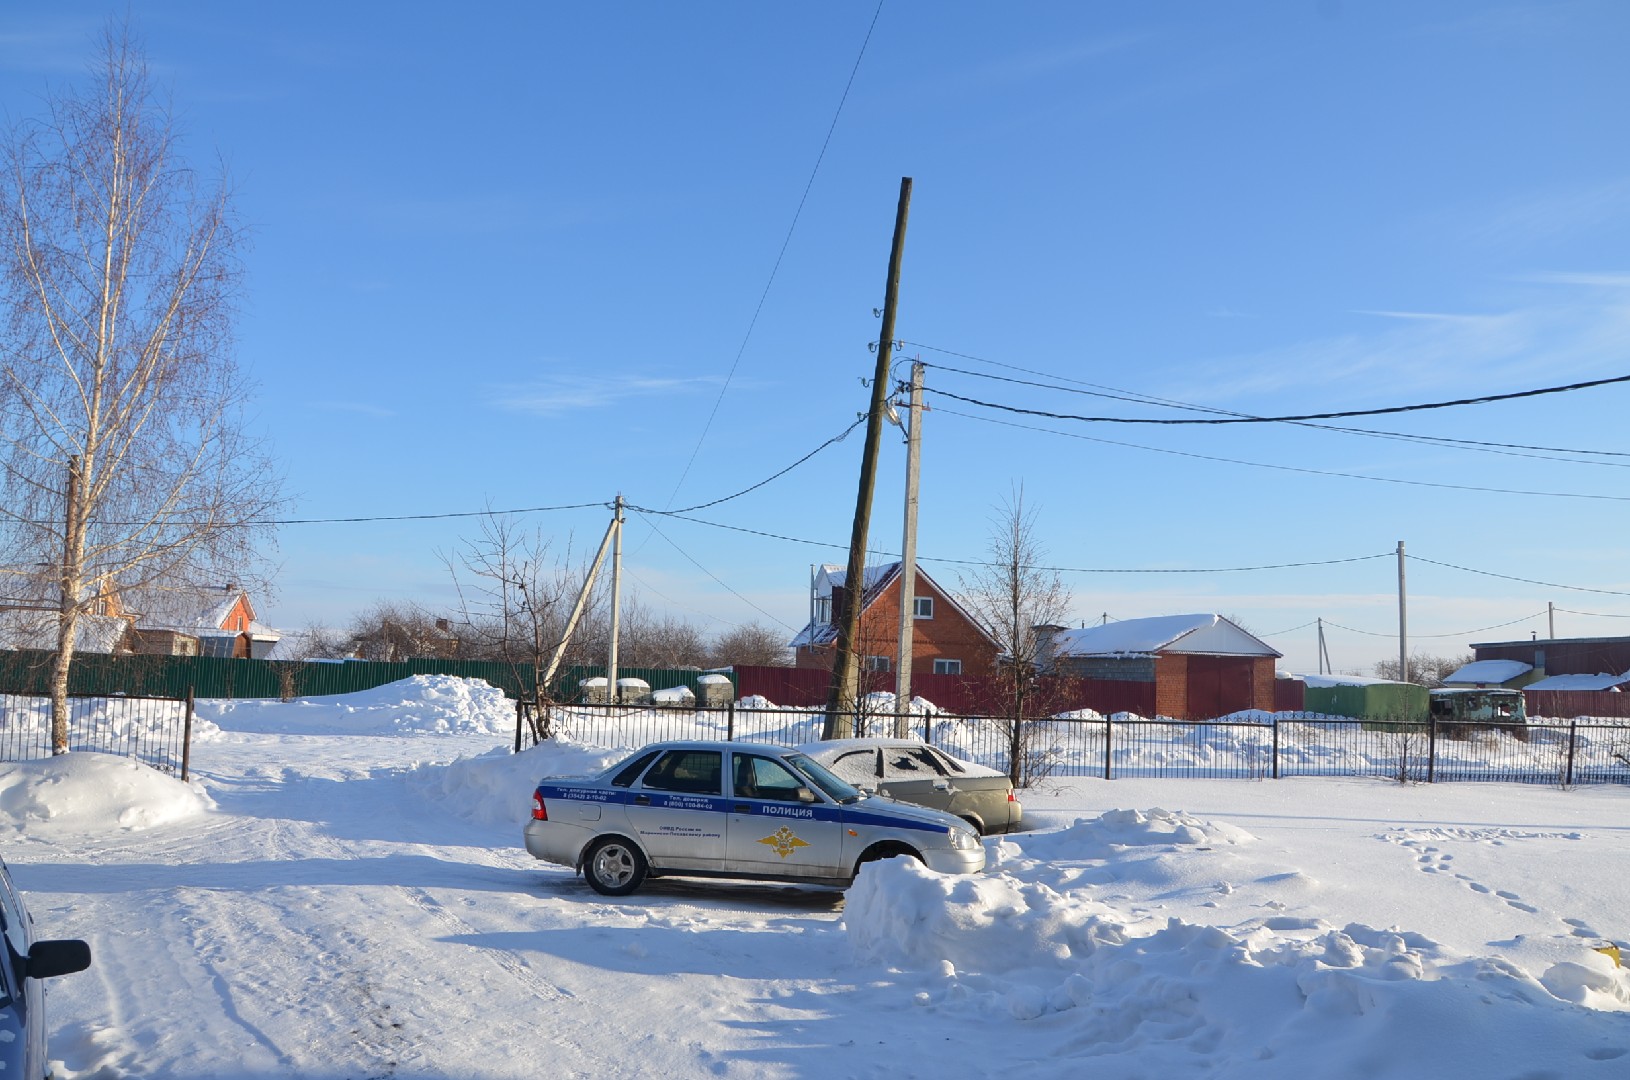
[725, 752, 842, 876]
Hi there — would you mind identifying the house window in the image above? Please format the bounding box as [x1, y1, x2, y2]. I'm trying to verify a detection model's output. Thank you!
[865, 655, 892, 673]
[815, 596, 832, 624]
[913, 596, 934, 619]
[933, 658, 962, 676]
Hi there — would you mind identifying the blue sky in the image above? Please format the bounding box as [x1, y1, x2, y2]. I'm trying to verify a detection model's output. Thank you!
[6, 2, 1630, 676]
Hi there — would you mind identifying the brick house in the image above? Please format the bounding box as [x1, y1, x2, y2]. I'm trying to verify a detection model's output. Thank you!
[127, 585, 280, 659]
[790, 563, 999, 677]
[1034, 614, 1281, 720]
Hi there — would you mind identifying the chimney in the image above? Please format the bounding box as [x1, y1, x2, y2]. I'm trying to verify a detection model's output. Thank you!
[1032, 623, 1067, 673]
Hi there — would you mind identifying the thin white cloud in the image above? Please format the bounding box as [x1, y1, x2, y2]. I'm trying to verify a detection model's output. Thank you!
[1520, 271, 1630, 289]
[493, 372, 724, 417]
[1171, 288, 1630, 406]
[1474, 177, 1630, 248]
[971, 34, 1147, 85]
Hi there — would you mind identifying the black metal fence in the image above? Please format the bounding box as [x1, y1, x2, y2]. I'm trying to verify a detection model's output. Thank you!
[0, 692, 196, 780]
[515, 703, 1630, 789]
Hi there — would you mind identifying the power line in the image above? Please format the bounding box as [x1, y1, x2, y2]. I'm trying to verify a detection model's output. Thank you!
[1553, 606, 1630, 620]
[642, 509, 1394, 574]
[1321, 609, 1547, 640]
[923, 372, 1630, 426]
[630, 510, 800, 632]
[1258, 620, 1318, 637]
[1407, 555, 1630, 597]
[924, 357, 1630, 466]
[902, 341, 1630, 451]
[933, 405, 1630, 502]
[667, 416, 864, 515]
[662, 0, 885, 507]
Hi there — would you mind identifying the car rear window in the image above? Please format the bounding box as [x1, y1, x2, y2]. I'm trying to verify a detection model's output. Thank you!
[608, 750, 660, 788]
[640, 750, 723, 795]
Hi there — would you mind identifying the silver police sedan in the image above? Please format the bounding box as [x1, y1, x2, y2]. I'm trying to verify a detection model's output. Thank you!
[524, 740, 986, 895]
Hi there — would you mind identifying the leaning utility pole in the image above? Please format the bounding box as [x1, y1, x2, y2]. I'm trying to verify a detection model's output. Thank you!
[893, 361, 924, 737]
[825, 177, 913, 739]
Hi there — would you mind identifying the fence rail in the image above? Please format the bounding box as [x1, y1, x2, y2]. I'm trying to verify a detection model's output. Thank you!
[0, 692, 196, 779]
[515, 703, 1630, 789]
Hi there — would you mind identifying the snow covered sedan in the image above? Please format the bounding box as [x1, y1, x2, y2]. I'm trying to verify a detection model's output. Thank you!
[796, 739, 1023, 835]
[524, 740, 986, 896]
[0, 855, 91, 1080]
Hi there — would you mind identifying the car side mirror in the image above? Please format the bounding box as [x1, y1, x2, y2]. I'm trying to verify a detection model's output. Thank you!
[25, 939, 91, 980]
[796, 787, 818, 804]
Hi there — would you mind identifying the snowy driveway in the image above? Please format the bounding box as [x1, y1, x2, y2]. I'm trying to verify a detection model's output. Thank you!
[2, 678, 1629, 1079]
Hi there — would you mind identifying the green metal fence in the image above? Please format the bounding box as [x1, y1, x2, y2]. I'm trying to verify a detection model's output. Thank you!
[0, 649, 735, 703]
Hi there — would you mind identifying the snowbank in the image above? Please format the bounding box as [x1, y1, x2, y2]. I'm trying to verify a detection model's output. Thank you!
[196, 675, 516, 736]
[845, 809, 1630, 1073]
[409, 736, 631, 828]
[0, 753, 213, 833]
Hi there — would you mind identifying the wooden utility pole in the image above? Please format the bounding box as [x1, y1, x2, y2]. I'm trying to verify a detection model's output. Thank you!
[825, 177, 913, 739]
[893, 361, 924, 737]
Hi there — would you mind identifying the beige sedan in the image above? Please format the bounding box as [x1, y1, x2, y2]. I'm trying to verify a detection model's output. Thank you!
[797, 739, 1023, 835]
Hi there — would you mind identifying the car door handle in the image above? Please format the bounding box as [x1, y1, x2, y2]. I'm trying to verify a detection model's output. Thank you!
[734, 803, 752, 814]
[634, 795, 651, 806]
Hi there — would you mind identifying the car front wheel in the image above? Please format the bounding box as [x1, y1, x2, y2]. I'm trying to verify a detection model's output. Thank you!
[584, 838, 648, 896]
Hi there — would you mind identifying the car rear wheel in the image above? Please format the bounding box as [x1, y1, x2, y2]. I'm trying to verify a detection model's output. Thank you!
[584, 838, 647, 896]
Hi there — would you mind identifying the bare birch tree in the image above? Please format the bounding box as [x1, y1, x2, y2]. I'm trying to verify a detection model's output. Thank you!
[957, 486, 1072, 786]
[0, 27, 282, 752]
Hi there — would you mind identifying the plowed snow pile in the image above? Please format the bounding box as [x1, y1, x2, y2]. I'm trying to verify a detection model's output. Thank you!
[195, 673, 515, 735]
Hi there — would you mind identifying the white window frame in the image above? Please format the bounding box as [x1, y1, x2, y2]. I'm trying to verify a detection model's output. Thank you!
[865, 655, 892, 673]
[913, 595, 934, 619]
[932, 658, 962, 676]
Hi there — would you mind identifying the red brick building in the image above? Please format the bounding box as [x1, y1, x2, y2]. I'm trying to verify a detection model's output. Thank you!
[790, 563, 999, 678]
[1035, 614, 1281, 720]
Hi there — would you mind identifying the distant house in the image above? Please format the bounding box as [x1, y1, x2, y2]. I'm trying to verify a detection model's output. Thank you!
[1471, 635, 1630, 681]
[1441, 659, 1535, 690]
[0, 566, 133, 654]
[126, 585, 280, 659]
[1034, 614, 1281, 720]
[790, 563, 999, 677]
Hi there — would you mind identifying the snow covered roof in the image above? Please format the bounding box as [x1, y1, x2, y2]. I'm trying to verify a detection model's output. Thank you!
[1442, 659, 1532, 686]
[1296, 673, 1410, 688]
[1046, 614, 1281, 659]
[0, 612, 129, 653]
[1525, 673, 1630, 691]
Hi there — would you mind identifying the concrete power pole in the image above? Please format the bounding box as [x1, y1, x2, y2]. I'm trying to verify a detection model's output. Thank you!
[825, 177, 913, 739]
[607, 495, 625, 703]
[893, 361, 924, 736]
[1396, 540, 1409, 684]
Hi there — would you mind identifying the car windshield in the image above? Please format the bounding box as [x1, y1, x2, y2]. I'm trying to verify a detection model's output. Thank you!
[783, 753, 861, 804]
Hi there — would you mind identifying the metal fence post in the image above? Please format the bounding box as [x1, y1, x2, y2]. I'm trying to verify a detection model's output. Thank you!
[181, 688, 194, 783]
[1271, 715, 1280, 780]
[513, 699, 524, 754]
[1565, 721, 1577, 787]
[1427, 715, 1437, 784]
[727, 700, 735, 742]
[1103, 715, 1113, 781]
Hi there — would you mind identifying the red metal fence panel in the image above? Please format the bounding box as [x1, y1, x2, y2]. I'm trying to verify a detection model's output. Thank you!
[1526, 689, 1630, 719]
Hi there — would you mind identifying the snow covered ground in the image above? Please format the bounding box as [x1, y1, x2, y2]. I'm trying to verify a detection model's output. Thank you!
[3, 676, 1629, 1079]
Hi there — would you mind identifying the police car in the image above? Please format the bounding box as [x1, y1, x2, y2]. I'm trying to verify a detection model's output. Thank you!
[523, 740, 986, 895]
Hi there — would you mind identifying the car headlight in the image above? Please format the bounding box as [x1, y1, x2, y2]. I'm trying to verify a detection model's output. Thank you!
[948, 827, 980, 851]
